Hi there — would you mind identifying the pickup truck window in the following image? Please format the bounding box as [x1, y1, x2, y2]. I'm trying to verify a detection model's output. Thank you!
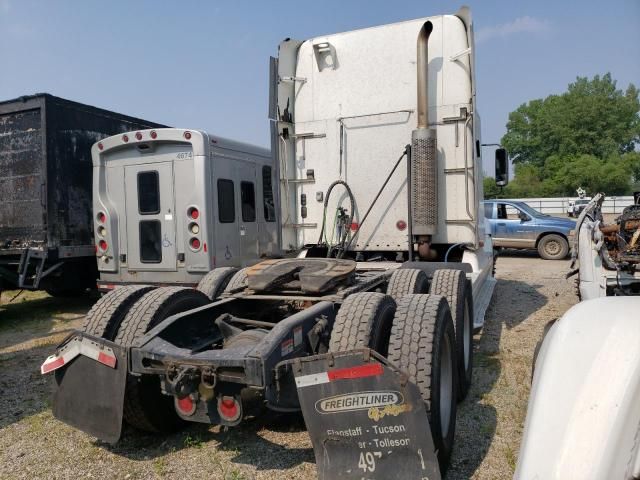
[484, 202, 493, 219]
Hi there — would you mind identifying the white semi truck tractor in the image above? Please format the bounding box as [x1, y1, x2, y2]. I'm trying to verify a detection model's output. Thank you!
[42, 7, 504, 478]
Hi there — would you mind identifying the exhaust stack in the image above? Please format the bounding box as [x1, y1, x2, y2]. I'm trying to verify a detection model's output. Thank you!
[411, 21, 438, 237]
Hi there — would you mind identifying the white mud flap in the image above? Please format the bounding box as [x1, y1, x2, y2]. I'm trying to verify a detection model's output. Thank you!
[41, 332, 128, 444]
[289, 349, 441, 480]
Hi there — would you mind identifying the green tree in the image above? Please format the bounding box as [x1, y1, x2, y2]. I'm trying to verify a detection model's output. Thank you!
[502, 73, 640, 167]
[483, 176, 501, 199]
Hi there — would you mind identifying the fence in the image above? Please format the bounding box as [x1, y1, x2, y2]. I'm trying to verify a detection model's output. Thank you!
[502, 196, 635, 215]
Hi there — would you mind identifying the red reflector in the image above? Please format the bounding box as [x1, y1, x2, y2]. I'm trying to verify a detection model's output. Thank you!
[176, 396, 195, 416]
[122, 134, 129, 143]
[203, 242, 207, 253]
[98, 240, 108, 251]
[190, 238, 201, 250]
[41, 356, 65, 374]
[327, 362, 383, 381]
[98, 142, 104, 151]
[396, 220, 407, 231]
[350, 222, 359, 232]
[184, 131, 192, 140]
[135, 132, 142, 140]
[97, 212, 106, 224]
[219, 397, 239, 420]
[150, 130, 157, 139]
[97, 352, 116, 368]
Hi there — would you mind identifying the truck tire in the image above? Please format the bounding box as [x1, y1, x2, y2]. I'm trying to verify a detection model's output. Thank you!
[430, 269, 473, 401]
[537, 234, 569, 260]
[386, 268, 428, 299]
[223, 268, 249, 293]
[81, 285, 155, 340]
[115, 287, 211, 433]
[387, 294, 457, 473]
[196, 267, 238, 300]
[329, 292, 396, 355]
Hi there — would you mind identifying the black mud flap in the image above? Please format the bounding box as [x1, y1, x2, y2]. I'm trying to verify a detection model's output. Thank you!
[288, 349, 441, 480]
[51, 334, 128, 444]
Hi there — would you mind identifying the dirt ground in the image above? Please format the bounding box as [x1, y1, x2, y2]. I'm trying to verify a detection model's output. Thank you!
[0, 254, 577, 480]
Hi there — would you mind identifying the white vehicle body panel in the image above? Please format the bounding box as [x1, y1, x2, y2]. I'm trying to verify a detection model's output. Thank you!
[92, 128, 278, 287]
[516, 297, 640, 480]
[275, 12, 486, 251]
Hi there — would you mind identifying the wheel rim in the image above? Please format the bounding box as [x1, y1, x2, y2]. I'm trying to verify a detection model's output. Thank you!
[440, 332, 454, 437]
[463, 302, 471, 369]
[545, 239, 561, 256]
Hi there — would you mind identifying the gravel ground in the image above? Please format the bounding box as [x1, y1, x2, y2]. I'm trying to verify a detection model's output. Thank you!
[0, 255, 577, 479]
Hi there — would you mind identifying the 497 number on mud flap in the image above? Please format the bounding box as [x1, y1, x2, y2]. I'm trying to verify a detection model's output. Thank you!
[291, 350, 441, 480]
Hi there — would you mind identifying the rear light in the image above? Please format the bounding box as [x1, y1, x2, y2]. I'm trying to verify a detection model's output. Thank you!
[218, 396, 241, 423]
[135, 132, 142, 140]
[98, 240, 108, 252]
[184, 131, 192, 140]
[175, 395, 196, 416]
[396, 220, 407, 231]
[97, 226, 106, 237]
[122, 134, 129, 143]
[150, 130, 157, 139]
[350, 222, 359, 232]
[98, 142, 104, 151]
[97, 212, 106, 224]
[188, 207, 199, 220]
[189, 223, 200, 234]
[190, 238, 201, 250]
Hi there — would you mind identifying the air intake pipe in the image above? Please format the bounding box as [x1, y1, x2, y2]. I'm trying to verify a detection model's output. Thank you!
[411, 21, 438, 242]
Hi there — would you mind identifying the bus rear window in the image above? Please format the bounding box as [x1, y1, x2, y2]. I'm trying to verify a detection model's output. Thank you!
[137, 171, 160, 214]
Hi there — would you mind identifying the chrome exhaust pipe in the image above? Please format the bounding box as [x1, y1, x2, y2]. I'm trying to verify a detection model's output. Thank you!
[411, 20, 438, 239]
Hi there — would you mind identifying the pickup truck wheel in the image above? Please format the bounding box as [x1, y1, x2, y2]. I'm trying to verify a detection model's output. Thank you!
[81, 285, 155, 340]
[538, 234, 569, 260]
[196, 267, 238, 300]
[224, 268, 249, 294]
[430, 269, 474, 401]
[386, 268, 428, 300]
[115, 287, 210, 433]
[387, 294, 457, 474]
[329, 292, 396, 355]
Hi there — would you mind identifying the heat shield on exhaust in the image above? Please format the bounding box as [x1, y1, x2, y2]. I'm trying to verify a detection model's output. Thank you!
[51, 333, 128, 444]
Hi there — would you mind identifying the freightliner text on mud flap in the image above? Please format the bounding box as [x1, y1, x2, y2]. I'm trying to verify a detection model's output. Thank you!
[286, 349, 441, 480]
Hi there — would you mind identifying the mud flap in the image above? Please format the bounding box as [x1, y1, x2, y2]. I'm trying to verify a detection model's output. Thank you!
[49, 333, 128, 444]
[289, 349, 441, 480]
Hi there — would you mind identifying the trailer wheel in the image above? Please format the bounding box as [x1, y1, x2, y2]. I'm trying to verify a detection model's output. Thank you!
[387, 294, 457, 473]
[81, 285, 155, 340]
[196, 267, 238, 300]
[329, 292, 396, 355]
[223, 268, 249, 293]
[386, 268, 428, 299]
[430, 269, 474, 401]
[115, 287, 211, 433]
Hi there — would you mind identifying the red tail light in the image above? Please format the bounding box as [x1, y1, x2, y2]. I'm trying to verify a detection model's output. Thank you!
[218, 396, 241, 422]
[350, 222, 359, 232]
[188, 207, 199, 220]
[98, 240, 108, 251]
[97, 212, 106, 224]
[190, 238, 201, 250]
[396, 220, 407, 231]
[175, 395, 196, 416]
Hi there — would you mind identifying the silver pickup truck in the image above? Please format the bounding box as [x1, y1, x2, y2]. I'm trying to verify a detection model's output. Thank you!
[483, 200, 575, 260]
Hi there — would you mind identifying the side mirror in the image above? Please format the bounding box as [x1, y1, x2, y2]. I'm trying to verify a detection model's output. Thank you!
[495, 148, 509, 187]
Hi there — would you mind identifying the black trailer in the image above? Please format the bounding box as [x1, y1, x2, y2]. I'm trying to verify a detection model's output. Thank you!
[0, 94, 165, 295]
